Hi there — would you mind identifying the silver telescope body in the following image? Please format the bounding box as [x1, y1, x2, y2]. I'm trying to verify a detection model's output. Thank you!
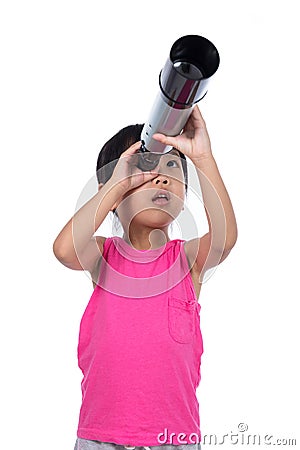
[138, 35, 220, 170]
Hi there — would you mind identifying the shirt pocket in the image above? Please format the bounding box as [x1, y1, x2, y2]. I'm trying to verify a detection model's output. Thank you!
[168, 297, 196, 344]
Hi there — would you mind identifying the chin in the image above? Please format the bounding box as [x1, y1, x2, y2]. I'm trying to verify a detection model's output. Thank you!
[135, 208, 179, 228]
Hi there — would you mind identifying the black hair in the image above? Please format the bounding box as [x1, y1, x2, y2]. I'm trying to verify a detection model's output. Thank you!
[96, 123, 188, 191]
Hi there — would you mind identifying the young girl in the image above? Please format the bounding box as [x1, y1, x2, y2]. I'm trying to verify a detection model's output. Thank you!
[53, 105, 237, 450]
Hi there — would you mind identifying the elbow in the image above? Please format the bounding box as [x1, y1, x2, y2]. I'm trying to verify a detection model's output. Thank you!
[218, 234, 237, 264]
[223, 227, 238, 256]
[53, 237, 83, 270]
[213, 225, 238, 253]
[53, 237, 73, 265]
[53, 237, 67, 263]
[227, 231, 238, 250]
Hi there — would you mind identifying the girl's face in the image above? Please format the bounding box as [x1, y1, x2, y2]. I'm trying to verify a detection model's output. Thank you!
[116, 150, 186, 229]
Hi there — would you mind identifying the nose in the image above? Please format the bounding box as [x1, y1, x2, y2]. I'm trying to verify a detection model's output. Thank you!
[152, 174, 170, 186]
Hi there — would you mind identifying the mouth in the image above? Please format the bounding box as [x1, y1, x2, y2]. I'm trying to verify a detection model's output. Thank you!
[151, 189, 171, 205]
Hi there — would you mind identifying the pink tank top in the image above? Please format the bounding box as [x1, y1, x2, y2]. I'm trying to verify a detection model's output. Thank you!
[77, 237, 204, 446]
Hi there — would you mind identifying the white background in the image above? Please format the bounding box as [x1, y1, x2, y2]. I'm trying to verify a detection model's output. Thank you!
[0, 1, 299, 449]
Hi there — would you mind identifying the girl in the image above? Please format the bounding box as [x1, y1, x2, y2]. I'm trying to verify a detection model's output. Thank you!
[53, 105, 237, 450]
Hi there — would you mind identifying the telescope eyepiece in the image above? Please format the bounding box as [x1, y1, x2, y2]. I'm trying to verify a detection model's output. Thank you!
[137, 142, 161, 171]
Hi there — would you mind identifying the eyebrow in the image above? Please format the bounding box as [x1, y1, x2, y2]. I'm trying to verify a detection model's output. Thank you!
[169, 149, 180, 156]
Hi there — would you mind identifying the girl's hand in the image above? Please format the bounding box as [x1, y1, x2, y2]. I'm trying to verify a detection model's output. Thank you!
[109, 141, 158, 193]
[152, 105, 212, 164]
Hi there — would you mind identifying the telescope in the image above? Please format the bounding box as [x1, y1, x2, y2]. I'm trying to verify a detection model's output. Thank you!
[138, 34, 220, 171]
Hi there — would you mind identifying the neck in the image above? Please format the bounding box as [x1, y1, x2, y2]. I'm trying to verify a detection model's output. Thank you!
[123, 226, 169, 250]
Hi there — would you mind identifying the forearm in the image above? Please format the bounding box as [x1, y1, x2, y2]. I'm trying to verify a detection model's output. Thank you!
[193, 154, 238, 251]
[53, 179, 124, 263]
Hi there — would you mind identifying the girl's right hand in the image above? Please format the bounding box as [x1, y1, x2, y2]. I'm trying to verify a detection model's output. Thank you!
[109, 141, 158, 193]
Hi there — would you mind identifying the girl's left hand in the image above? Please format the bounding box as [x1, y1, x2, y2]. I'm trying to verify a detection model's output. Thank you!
[153, 105, 212, 164]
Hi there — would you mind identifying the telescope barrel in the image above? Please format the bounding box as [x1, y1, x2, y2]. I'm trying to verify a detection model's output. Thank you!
[140, 35, 220, 158]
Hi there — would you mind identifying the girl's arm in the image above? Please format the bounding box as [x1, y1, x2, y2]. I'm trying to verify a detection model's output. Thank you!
[153, 105, 238, 281]
[53, 141, 158, 272]
[53, 176, 124, 272]
[186, 154, 238, 278]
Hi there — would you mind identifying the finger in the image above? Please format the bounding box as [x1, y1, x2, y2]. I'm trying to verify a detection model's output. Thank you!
[152, 133, 179, 148]
[132, 165, 159, 179]
[182, 108, 205, 135]
[143, 171, 159, 182]
[121, 140, 142, 157]
[192, 105, 206, 127]
[129, 170, 159, 189]
[183, 113, 196, 132]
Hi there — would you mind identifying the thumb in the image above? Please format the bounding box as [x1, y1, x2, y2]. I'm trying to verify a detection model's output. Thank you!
[152, 133, 178, 149]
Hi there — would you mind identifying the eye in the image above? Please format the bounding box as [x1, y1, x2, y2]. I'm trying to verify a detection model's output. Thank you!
[166, 159, 179, 168]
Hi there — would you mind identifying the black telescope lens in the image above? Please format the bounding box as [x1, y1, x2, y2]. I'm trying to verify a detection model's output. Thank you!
[170, 35, 219, 78]
[137, 150, 161, 171]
